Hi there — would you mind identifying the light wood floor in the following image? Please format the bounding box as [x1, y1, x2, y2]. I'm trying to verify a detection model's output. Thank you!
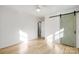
[0, 39, 79, 54]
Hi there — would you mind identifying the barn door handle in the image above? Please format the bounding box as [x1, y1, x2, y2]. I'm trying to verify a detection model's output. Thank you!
[74, 30, 76, 34]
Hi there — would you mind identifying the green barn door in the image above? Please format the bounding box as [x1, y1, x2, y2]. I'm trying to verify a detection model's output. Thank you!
[60, 13, 76, 47]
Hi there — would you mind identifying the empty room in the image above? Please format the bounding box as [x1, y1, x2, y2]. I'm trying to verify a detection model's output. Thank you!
[0, 5, 79, 54]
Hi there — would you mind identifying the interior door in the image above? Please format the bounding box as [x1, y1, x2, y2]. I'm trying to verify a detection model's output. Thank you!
[38, 21, 41, 38]
[60, 13, 76, 47]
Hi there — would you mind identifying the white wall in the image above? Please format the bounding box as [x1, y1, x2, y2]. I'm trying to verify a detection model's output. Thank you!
[0, 6, 37, 48]
[45, 16, 60, 44]
[76, 12, 79, 48]
[41, 21, 45, 38]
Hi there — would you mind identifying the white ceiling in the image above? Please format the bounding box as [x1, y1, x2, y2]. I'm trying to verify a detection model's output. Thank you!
[2, 5, 79, 17]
